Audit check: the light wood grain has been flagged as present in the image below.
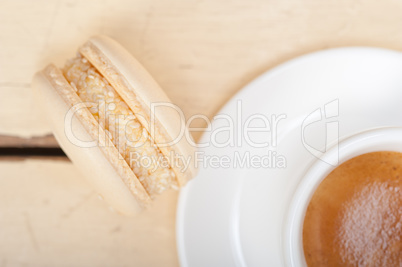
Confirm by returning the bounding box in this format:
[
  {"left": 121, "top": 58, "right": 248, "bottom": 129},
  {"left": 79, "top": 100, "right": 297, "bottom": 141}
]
[
  {"left": 2, "top": 0, "right": 402, "bottom": 141},
  {"left": 2, "top": 0, "right": 402, "bottom": 266},
  {"left": 0, "top": 159, "right": 179, "bottom": 267}
]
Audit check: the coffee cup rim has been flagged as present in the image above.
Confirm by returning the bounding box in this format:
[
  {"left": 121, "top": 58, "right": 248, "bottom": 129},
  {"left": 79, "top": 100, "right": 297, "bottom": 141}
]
[{"left": 283, "top": 126, "right": 402, "bottom": 266}]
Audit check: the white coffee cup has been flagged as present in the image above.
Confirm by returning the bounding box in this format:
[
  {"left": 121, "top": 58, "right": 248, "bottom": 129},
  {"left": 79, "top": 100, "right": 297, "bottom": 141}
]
[{"left": 283, "top": 127, "right": 402, "bottom": 266}]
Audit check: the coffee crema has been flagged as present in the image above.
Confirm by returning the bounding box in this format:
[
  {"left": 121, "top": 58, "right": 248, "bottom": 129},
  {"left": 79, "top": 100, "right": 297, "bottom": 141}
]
[{"left": 303, "top": 151, "right": 402, "bottom": 266}]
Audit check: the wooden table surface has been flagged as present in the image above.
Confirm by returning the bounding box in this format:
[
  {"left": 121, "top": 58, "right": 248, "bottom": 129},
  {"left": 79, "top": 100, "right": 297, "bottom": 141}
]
[{"left": 1, "top": 0, "right": 402, "bottom": 266}]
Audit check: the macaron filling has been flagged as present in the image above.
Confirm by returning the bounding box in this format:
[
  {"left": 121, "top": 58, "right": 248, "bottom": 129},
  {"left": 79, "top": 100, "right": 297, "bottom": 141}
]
[{"left": 63, "top": 54, "right": 178, "bottom": 197}]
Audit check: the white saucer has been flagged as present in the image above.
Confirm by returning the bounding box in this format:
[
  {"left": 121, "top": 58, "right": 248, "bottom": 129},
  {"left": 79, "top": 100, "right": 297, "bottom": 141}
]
[{"left": 176, "top": 47, "right": 402, "bottom": 267}]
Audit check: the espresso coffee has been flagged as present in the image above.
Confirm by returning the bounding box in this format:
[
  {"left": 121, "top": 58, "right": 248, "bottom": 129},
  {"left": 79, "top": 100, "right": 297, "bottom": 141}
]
[{"left": 303, "top": 151, "right": 402, "bottom": 266}]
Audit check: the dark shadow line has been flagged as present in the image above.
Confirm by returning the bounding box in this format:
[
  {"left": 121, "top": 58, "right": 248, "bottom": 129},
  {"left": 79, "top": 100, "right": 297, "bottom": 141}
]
[{"left": 0, "top": 147, "right": 66, "bottom": 157}]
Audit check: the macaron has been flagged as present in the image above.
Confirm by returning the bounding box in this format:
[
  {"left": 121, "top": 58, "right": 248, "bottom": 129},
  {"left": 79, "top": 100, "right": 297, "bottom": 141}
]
[{"left": 32, "top": 35, "right": 196, "bottom": 215}]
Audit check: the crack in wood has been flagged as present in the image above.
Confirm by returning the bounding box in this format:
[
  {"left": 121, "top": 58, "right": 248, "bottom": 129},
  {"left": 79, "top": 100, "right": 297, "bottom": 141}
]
[
  {"left": 0, "top": 147, "right": 66, "bottom": 157},
  {"left": 0, "top": 134, "right": 68, "bottom": 159},
  {"left": 0, "top": 134, "right": 59, "bottom": 148}
]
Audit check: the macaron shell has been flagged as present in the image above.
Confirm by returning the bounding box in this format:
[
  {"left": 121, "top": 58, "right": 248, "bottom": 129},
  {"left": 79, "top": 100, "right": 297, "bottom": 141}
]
[
  {"left": 79, "top": 35, "right": 197, "bottom": 185},
  {"left": 32, "top": 64, "right": 151, "bottom": 216}
]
